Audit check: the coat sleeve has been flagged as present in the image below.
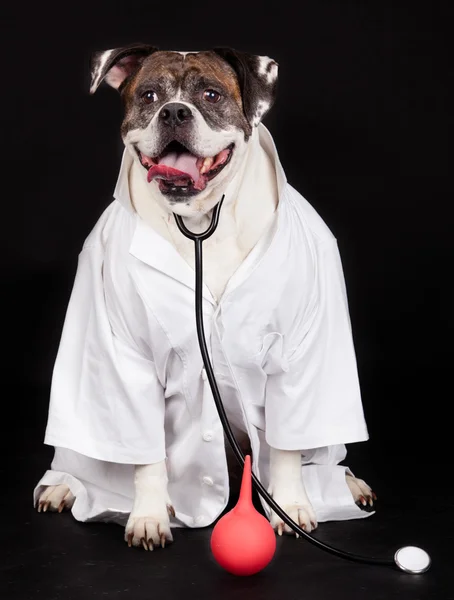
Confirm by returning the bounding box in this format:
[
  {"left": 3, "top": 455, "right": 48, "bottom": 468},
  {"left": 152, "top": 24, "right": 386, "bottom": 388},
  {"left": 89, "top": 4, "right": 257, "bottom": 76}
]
[
  {"left": 264, "top": 238, "right": 369, "bottom": 451},
  {"left": 44, "top": 243, "right": 166, "bottom": 465}
]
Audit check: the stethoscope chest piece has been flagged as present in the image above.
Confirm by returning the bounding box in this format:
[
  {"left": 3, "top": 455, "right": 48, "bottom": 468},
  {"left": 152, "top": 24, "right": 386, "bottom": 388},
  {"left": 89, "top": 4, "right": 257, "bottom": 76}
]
[{"left": 394, "top": 546, "right": 431, "bottom": 573}]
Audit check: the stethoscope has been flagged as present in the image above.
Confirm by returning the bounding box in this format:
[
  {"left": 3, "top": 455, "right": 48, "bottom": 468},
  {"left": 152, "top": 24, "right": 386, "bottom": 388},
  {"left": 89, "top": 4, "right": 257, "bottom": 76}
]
[{"left": 174, "top": 195, "right": 431, "bottom": 574}]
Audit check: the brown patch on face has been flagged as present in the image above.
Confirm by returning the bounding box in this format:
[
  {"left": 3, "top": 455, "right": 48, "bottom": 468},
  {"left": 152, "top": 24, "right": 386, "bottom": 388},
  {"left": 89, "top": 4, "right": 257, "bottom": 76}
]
[
  {"left": 121, "top": 51, "right": 181, "bottom": 108},
  {"left": 183, "top": 52, "right": 243, "bottom": 107}
]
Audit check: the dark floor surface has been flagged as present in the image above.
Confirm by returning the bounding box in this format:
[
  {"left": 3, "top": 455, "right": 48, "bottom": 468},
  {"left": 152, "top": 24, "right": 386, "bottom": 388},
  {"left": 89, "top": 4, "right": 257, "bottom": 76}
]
[{"left": 2, "top": 387, "right": 453, "bottom": 600}]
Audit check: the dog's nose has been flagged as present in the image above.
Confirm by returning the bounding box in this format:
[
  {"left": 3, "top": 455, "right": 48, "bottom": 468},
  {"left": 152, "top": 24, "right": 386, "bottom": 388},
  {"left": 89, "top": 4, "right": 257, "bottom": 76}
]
[{"left": 159, "top": 103, "right": 193, "bottom": 127}]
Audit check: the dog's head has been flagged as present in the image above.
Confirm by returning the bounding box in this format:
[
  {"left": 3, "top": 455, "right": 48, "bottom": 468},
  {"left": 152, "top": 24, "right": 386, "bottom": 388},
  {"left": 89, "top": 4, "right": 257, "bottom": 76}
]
[{"left": 90, "top": 45, "right": 278, "bottom": 214}]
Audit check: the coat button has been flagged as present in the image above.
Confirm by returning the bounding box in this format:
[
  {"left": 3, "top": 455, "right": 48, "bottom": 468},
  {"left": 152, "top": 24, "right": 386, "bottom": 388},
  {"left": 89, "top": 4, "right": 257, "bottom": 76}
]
[
  {"left": 203, "top": 430, "right": 213, "bottom": 442},
  {"left": 202, "top": 476, "right": 214, "bottom": 486},
  {"left": 201, "top": 368, "right": 208, "bottom": 381}
]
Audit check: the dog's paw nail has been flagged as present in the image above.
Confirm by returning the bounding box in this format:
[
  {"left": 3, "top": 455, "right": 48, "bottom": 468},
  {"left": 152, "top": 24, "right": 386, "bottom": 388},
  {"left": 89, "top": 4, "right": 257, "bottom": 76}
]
[
  {"left": 43, "top": 501, "right": 50, "bottom": 513},
  {"left": 167, "top": 505, "right": 176, "bottom": 518},
  {"left": 160, "top": 534, "right": 166, "bottom": 548},
  {"left": 37, "top": 502, "right": 43, "bottom": 513},
  {"left": 310, "top": 521, "right": 316, "bottom": 530},
  {"left": 295, "top": 533, "right": 299, "bottom": 539},
  {"left": 359, "top": 495, "right": 367, "bottom": 506},
  {"left": 147, "top": 539, "right": 155, "bottom": 550},
  {"left": 141, "top": 538, "right": 149, "bottom": 551},
  {"left": 57, "top": 500, "right": 66, "bottom": 513},
  {"left": 127, "top": 533, "right": 133, "bottom": 548},
  {"left": 372, "top": 492, "right": 377, "bottom": 501},
  {"left": 277, "top": 524, "right": 283, "bottom": 536}
]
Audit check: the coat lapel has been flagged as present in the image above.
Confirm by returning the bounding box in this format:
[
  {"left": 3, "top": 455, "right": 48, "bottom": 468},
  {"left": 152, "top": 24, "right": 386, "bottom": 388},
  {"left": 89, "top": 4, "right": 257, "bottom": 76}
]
[{"left": 129, "top": 217, "right": 216, "bottom": 305}]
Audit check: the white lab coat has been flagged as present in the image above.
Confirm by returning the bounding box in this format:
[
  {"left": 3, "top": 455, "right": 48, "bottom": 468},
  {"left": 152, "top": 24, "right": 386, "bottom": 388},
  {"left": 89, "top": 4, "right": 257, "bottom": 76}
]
[{"left": 34, "top": 125, "right": 372, "bottom": 527}]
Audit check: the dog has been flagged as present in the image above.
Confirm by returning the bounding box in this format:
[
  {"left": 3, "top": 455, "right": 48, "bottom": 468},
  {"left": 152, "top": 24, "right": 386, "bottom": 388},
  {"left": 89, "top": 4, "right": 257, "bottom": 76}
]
[{"left": 35, "top": 45, "right": 376, "bottom": 551}]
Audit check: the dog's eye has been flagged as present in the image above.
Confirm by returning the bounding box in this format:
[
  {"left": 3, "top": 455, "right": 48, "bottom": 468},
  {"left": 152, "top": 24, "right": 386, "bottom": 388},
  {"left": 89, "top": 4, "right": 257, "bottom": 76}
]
[
  {"left": 203, "top": 89, "right": 221, "bottom": 103},
  {"left": 142, "top": 91, "right": 158, "bottom": 104}
]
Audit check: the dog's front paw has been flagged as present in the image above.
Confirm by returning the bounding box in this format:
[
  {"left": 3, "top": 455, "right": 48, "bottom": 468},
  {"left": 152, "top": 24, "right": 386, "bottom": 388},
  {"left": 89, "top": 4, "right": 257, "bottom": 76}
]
[
  {"left": 269, "top": 487, "right": 317, "bottom": 536},
  {"left": 125, "top": 504, "right": 175, "bottom": 550},
  {"left": 268, "top": 448, "right": 317, "bottom": 536},
  {"left": 346, "top": 473, "right": 377, "bottom": 511},
  {"left": 36, "top": 484, "right": 75, "bottom": 513}
]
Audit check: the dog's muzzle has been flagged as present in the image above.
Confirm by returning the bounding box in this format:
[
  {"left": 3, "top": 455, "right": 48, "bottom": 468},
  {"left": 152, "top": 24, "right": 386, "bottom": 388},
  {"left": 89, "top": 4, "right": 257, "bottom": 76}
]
[{"left": 137, "top": 137, "right": 235, "bottom": 198}]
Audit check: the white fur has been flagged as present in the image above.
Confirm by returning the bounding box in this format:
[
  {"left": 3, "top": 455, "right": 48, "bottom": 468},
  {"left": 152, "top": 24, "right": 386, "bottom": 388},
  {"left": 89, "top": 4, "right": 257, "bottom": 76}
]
[
  {"left": 125, "top": 461, "right": 173, "bottom": 549},
  {"left": 346, "top": 474, "right": 375, "bottom": 507},
  {"left": 177, "top": 51, "right": 199, "bottom": 58},
  {"left": 268, "top": 448, "right": 317, "bottom": 535},
  {"left": 252, "top": 100, "right": 271, "bottom": 127},
  {"left": 257, "top": 55, "right": 278, "bottom": 84},
  {"left": 37, "top": 484, "right": 74, "bottom": 512},
  {"left": 90, "top": 49, "right": 115, "bottom": 94}
]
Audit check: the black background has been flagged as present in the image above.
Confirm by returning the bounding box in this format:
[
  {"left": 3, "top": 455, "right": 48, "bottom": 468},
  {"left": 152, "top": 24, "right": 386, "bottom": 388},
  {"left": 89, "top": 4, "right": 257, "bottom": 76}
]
[{"left": 2, "top": 1, "right": 453, "bottom": 598}]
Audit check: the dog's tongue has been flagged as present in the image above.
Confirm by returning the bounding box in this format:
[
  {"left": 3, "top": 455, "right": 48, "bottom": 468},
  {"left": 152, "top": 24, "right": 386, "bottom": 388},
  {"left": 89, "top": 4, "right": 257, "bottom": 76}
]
[{"left": 147, "top": 151, "right": 200, "bottom": 184}]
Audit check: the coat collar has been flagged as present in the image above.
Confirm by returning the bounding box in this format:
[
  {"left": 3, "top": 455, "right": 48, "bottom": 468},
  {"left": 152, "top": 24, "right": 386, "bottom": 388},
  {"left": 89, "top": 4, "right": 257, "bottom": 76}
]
[{"left": 113, "top": 125, "right": 288, "bottom": 306}]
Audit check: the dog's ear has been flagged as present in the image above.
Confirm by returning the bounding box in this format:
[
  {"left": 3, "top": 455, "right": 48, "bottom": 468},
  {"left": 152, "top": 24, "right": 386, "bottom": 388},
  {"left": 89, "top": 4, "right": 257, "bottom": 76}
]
[
  {"left": 90, "top": 43, "right": 158, "bottom": 94},
  {"left": 213, "top": 48, "right": 278, "bottom": 127}
]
